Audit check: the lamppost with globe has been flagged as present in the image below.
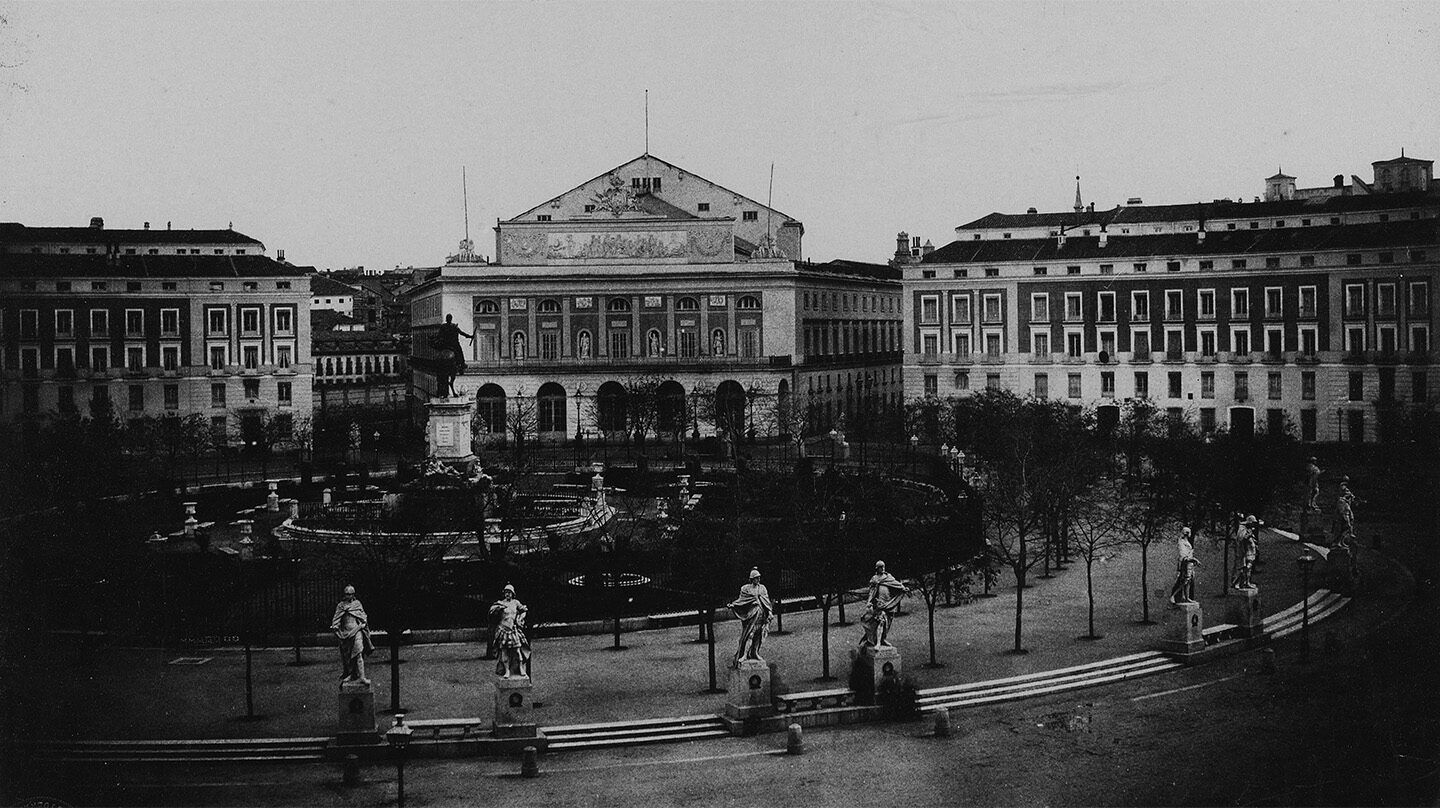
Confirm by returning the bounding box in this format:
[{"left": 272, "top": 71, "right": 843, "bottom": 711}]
[
  {"left": 1296, "top": 552, "right": 1316, "bottom": 663},
  {"left": 386, "top": 714, "right": 413, "bottom": 807}
]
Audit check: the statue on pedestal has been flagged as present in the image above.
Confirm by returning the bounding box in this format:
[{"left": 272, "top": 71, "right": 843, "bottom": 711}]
[
  {"left": 489, "top": 584, "right": 531, "bottom": 678},
  {"left": 331, "top": 585, "right": 374, "bottom": 685},
  {"left": 859, "top": 561, "right": 908, "bottom": 647},
  {"left": 1168, "top": 527, "right": 1199, "bottom": 604},
  {"left": 1335, "top": 476, "right": 1362, "bottom": 548},
  {"left": 728, "top": 568, "right": 774, "bottom": 667},
  {"left": 1231, "top": 515, "right": 1260, "bottom": 590},
  {"left": 1304, "top": 457, "right": 1323, "bottom": 512},
  {"left": 429, "top": 314, "right": 473, "bottom": 398}
]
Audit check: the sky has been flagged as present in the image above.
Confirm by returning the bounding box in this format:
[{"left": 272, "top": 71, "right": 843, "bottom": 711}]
[{"left": 2, "top": 1, "right": 1438, "bottom": 271}]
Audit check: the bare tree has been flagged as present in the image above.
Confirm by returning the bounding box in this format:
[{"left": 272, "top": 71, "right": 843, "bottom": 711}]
[
  {"left": 1069, "top": 482, "right": 1130, "bottom": 639},
  {"left": 506, "top": 390, "right": 538, "bottom": 459}
]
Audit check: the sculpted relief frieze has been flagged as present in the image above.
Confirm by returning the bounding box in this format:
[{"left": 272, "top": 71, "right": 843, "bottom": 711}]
[{"left": 503, "top": 226, "right": 733, "bottom": 262}]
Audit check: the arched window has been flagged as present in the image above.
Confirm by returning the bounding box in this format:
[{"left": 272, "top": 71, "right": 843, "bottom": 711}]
[
  {"left": 737, "top": 295, "right": 760, "bottom": 310},
  {"left": 676, "top": 297, "right": 700, "bottom": 311},
  {"left": 512, "top": 332, "right": 527, "bottom": 360},
  {"left": 475, "top": 299, "right": 500, "bottom": 314},
  {"left": 711, "top": 328, "right": 726, "bottom": 356},
  {"left": 597, "top": 381, "right": 628, "bottom": 433},
  {"left": 537, "top": 299, "right": 561, "bottom": 313},
  {"left": 476, "top": 384, "right": 506, "bottom": 434},
  {"left": 607, "top": 298, "right": 632, "bottom": 312},
  {"left": 537, "top": 382, "right": 567, "bottom": 433}
]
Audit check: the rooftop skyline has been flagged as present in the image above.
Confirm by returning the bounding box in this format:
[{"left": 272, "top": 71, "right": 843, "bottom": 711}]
[{"left": 2, "top": 2, "right": 1437, "bottom": 270}]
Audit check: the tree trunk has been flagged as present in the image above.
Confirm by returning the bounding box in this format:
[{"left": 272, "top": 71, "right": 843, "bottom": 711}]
[
  {"left": 1013, "top": 567, "right": 1025, "bottom": 653},
  {"left": 927, "top": 598, "right": 939, "bottom": 666},
  {"left": 1140, "top": 543, "right": 1152, "bottom": 624},
  {"left": 388, "top": 629, "right": 402, "bottom": 713},
  {"left": 820, "top": 602, "right": 833, "bottom": 680},
  {"left": 1086, "top": 558, "right": 1097, "bottom": 638},
  {"left": 705, "top": 608, "right": 719, "bottom": 692}
]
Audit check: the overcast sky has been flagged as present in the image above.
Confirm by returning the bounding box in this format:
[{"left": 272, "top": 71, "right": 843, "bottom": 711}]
[{"left": 3, "top": 2, "right": 1438, "bottom": 270}]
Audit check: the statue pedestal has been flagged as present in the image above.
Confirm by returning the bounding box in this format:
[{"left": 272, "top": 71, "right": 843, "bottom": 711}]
[
  {"left": 493, "top": 675, "right": 538, "bottom": 738},
  {"left": 1160, "top": 602, "right": 1205, "bottom": 655},
  {"left": 724, "top": 659, "right": 773, "bottom": 720},
  {"left": 1325, "top": 545, "right": 1359, "bottom": 594},
  {"left": 1299, "top": 510, "right": 1328, "bottom": 545},
  {"left": 336, "top": 681, "right": 378, "bottom": 743},
  {"left": 854, "top": 645, "right": 902, "bottom": 702},
  {"left": 425, "top": 398, "right": 476, "bottom": 468},
  {"left": 1225, "top": 587, "right": 1265, "bottom": 638}
]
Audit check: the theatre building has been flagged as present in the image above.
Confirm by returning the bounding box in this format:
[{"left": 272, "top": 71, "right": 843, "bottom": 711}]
[
  {"left": 901, "top": 155, "right": 1439, "bottom": 443},
  {"left": 408, "top": 154, "right": 902, "bottom": 447}
]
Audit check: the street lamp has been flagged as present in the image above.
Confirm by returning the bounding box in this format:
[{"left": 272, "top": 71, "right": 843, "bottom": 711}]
[
  {"left": 909, "top": 434, "right": 919, "bottom": 474},
  {"left": 1296, "top": 553, "right": 1316, "bottom": 663},
  {"left": 386, "top": 714, "right": 413, "bottom": 807}
]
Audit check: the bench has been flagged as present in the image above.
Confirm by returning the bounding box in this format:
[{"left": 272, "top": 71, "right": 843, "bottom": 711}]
[
  {"left": 402, "top": 717, "right": 487, "bottom": 740},
  {"left": 774, "top": 688, "right": 855, "bottom": 714},
  {"left": 1201, "top": 622, "right": 1240, "bottom": 646}
]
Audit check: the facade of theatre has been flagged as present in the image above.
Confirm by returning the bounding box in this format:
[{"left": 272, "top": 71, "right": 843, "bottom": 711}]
[
  {"left": 901, "top": 155, "right": 1439, "bottom": 443},
  {"left": 0, "top": 219, "right": 313, "bottom": 444},
  {"left": 408, "top": 154, "right": 902, "bottom": 445}
]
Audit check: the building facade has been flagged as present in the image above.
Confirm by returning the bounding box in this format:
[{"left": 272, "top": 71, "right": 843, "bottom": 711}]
[
  {"left": 0, "top": 220, "right": 313, "bottom": 445},
  {"left": 902, "top": 156, "right": 1439, "bottom": 443},
  {"left": 408, "top": 155, "right": 901, "bottom": 446}
]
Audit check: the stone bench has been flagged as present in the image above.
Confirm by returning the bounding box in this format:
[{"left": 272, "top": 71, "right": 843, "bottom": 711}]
[
  {"left": 1201, "top": 622, "right": 1240, "bottom": 646},
  {"left": 403, "top": 717, "right": 487, "bottom": 740},
  {"left": 774, "top": 688, "right": 855, "bottom": 714}
]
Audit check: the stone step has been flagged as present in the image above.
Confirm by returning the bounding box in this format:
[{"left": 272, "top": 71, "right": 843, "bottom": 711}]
[
  {"left": 545, "top": 714, "right": 730, "bottom": 751},
  {"left": 1267, "top": 597, "right": 1350, "bottom": 639},
  {"left": 918, "top": 656, "right": 1181, "bottom": 710},
  {"left": 544, "top": 714, "right": 720, "bottom": 735},
  {"left": 548, "top": 727, "right": 731, "bottom": 751},
  {"left": 917, "top": 650, "right": 1167, "bottom": 698}
]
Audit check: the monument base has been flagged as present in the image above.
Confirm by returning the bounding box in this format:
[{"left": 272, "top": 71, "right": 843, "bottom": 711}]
[
  {"left": 724, "top": 659, "right": 773, "bottom": 721},
  {"left": 337, "top": 681, "right": 379, "bottom": 743},
  {"left": 425, "top": 397, "right": 477, "bottom": 466},
  {"left": 1225, "top": 587, "right": 1265, "bottom": 638},
  {"left": 853, "top": 644, "right": 902, "bottom": 702},
  {"left": 1160, "top": 601, "right": 1205, "bottom": 655},
  {"left": 493, "top": 675, "right": 538, "bottom": 738}
]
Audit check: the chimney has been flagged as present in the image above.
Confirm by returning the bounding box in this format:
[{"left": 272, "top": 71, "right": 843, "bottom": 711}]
[
  {"left": 921, "top": 240, "right": 935, "bottom": 257},
  {"left": 143, "top": 221, "right": 150, "bottom": 230},
  {"left": 895, "top": 231, "right": 910, "bottom": 262},
  {"left": 1057, "top": 227, "right": 1067, "bottom": 249},
  {"left": 1088, "top": 202, "right": 1095, "bottom": 213},
  {"left": 1026, "top": 207, "right": 1038, "bottom": 214},
  {"left": 1334, "top": 174, "right": 1344, "bottom": 189},
  {"left": 1098, "top": 229, "right": 1108, "bottom": 247},
  {"left": 1126, "top": 197, "right": 1143, "bottom": 205},
  {"left": 278, "top": 249, "right": 286, "bottom": 262},
  {"left": 89, "top": 217, "right": 104, "bottom": 229},
  {"left": 912, "top": 235, "right": 920, "bottom": 250},
  {"left": 1197, "top": 228, "right": 1207, "bottom": 243},
  {"left": 166, "top": 221, "right": 172, "bottom": 230}
]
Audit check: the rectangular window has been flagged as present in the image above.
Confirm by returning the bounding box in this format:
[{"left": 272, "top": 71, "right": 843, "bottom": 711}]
[
  {"left": 1130, "top": 291, "right": 1149, "bottom": 321},
  {"left": 1410, "top": 282, "right": 1431, "bottom": 317},
  {"left": 1165, "top": 329, "right": 1183, "bottom": 360},
  {"left": 1379, "top": 325, "right": 1397, "bottom": 355},
  {"left": 1066, "top": 332, "right": 1083, "bottom": 358},
  {"left": 1266, "top": 256, "right": 1281, "bottom": 269},
  {"left": 55, "top": 309, "right": 74, "bottom": 337},
  {"left": 609, "top": 330, "right": 630, "bottom": 358},
  {"left": 20, "top": 347, "right": 39, "bottom": 377},
  {"left": 1232, "top": 259, "right": 1248, "bottom": 270},
  {"left": 986, "top": 373, "right": 1001, "bottom": 390},
  {"left": 1198, "top": 260, "right": 1214, "bottom": 271},
  {"left": 209, "top": 345, "right": 226, "bottom": 370},
  {"left": 1034, "top": 373, "right": 1049, "bottom": 398},
  {"left": 1099, "top": 264, "right": 1114, "bottom": 275},
  {"left": 243, "top": 379, "right": 260, "bottom": 400},
  {"left": 1166, "top": 261, "right": 1181, "bottom": 272},
  {"left": 242, "top": 345, "right": 260, "bottom": 369},
  {"left": 1098, "top": 292, "right": 1116, "bottom": 323},
  {"left": 984, "top": 332, "right": 1002, "bottom": 358},
  {"left": 740, "top": 329, "right": 759, "bottom": 358},
  {"left": 1068, "top": 373, "right": 1082, "bottom": 398},
  {"left": 540, "top": 331, "right": 560, "bottom": 360},
  {"left": 1266, "top": 408, "right": 1286, "bottom": 436},
  {"left": 1033, "top": 266, "right": 1048, "bottom": 276},
  {"left": 240, "top": 307, "right": 260, "bottom": 335},
  {"left": 276, "top": 344, "right": 292, "bottom": 368},
  {"left": 161, "top": 345, "right": 179, "bottom": 371},
  {"left": 1201, "top": 371, "right": 1215, "bottom": 399},
  {"left": 1168, "top": 371, "right": 1182, "bottom": 399},
  {"left": 1067, "top": 265, "right": 1081, "bottom": 276},
  {"left": 1377, "top": 283, "right": 1397, "bottom": 318},
  {"left": 163, "top": 384, "right": 179, "bottom": 410},
  {"left": 1268, "top": 372, "right": 1282, "bottom": 400},
  {"left": 923, "top": 375, "right": 938, "bottom": 396},
  {"left": 1200, "top": 329, "right": 1217, "bottom": 357},
  {"left": 1379, "top": 367, "right": 1396, "bottom": 401},
  {"left": 951, "top": 294, "right": 972, "bottom": 324},
  {"left": 1414, "top": 372, "right": 1429, "bottom": 404},
  {"left": 1265, "top": 327, "right": 1283, "bottom": 359},
  {"left": 126, "top": 346, "right": 145, "bottom": 371},
  {"left": 210, "top": 415, "right": 227, "bottom": 442},
  {"left": 954, "top": 371, "right": 969, "bottom": 390},
  {"left": 55, "top": 345, "right": 75, "bottom": 375},
  {"left": 211, "top": 383, "right": 226, "bottom": 408},
  {"left": 1302, "top": 371, "right": 1316, "bottom": 400},
  {"left": 1200, "top": 408, "right": 1216, "bottom": 433},
  {"left": 207, "top": 308, "right": 228, "bottom": 335},
  {"left": 1232, "top": 289, "right": 1250, "bottom": 318},
  {"left": 125, "top": 309, "right": 144, "bottom": 337},
  {"left": 273, "top": 307, "right": 294, "bottom": 335},
  {"left": 1065, "top": 293, "right": 1083, "bottom": 322},
  {"left": 1134, "top": 372, "right": 1149, "bottom": 399},
  {"left": 921, "top": 333, "right": 940, "bottom": 356},
  {"left": 984, "top": 267, "right": 999, "bottom": 277},
  {"left": 1346, "top": 326, "right": 1365, "bottom": 354},
  {"left": 1133, "top": 262, "right": 1148, "bottom": 273},
  {"left": 1348, "top": 371, "right": 1364, "bottom": 401},
  {"left": 1413, "top": 326, "right": 1431, "bottom": 354},
  {"left": 952, "top": 331, "right": 971, "bottom": 357},
  {"left": 20, "top": 309, "right": 38, "bottom": 339},
  {"left": 1301, "top": 409, "right": 1317, "bottom": 442},
  {"left": 90, "top": 309, "right": 109, "bottom": 337},
  {"left": 1198, "top": 289, "right": 1216, "bottom": 319},
  {"left": 1232, "top": 328, "right": 1251, "bottom": 357},
  {"left": 1300, "top": 255, "right": 1316, "bottom": 267},
  {"left": 90, "top": 346, "right": 110, "bottom": 372},
  {"left": 1032, "top": 331, "right": 1050, "bottom": 358},
  {"left": 919, "top": 295, "right": 940, "bottom": 325},
  {"left": 1100, "top": 371, "right": 1115, "bottom": 398},
  {"left": 1165, "top": 290, "right": 1183, "bottom": 320},
  {"left": 128, "top": 384, "right": 145, "bottom": 412},
  {"left": 742, "top": 210, "right": 758, "bottom": 221},
  {"left": 982, "top": 294, "right": 1002, "bottom": 323},
  {"left": 1345, "top": 284, "right": 1365, "bottom": 317},
  {"left": 1030, "top": 293, "right": 1049, "bottom": 322},
  {"left": 1132, "top": 329, "right": 1151, "bottom": 360},
  {"left": 678, "top": 330, "right": 697, "bottom": 358},
  {"left": 1299, "top": 286, "right": 1317, "bottom": 318},
  {"left": 1235, "top": 372, "right": 1250, "bottom": 402},
  {"left": 158, "top": 308, "right": 179, "bottom": 336},
  {"left": 1264, "top": 287, "right": 1282, "bottom": 318},
  {"left": 1299, "top": 326, "right": 1318, "bottom": 357}
]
